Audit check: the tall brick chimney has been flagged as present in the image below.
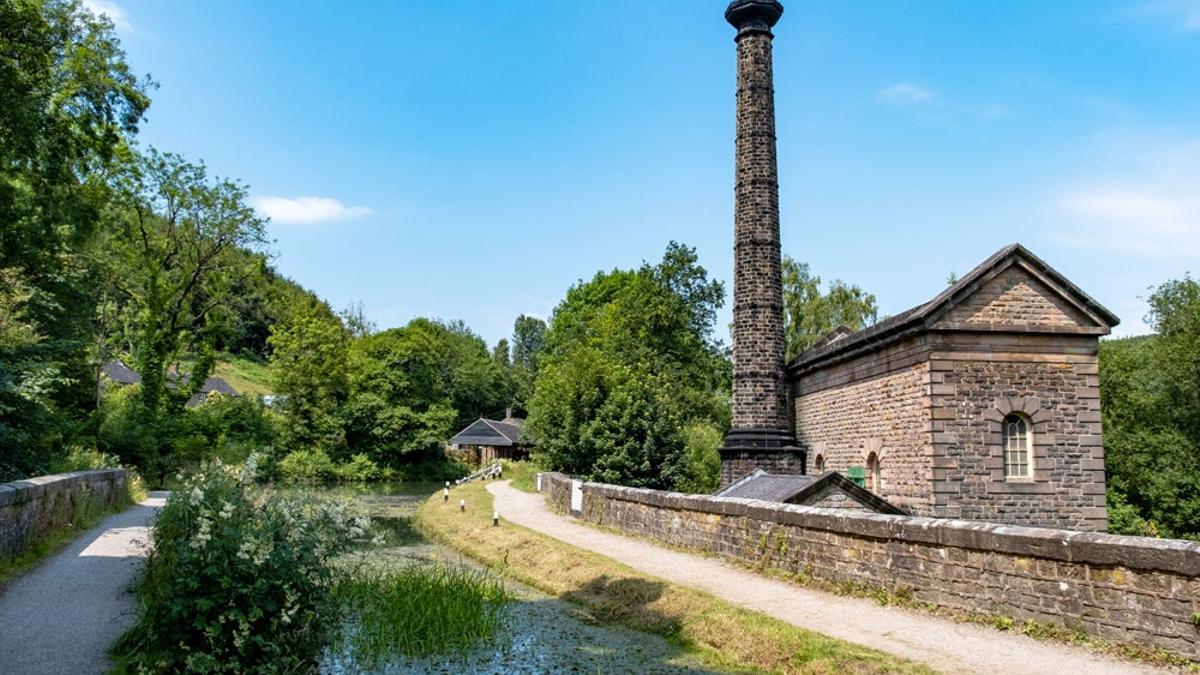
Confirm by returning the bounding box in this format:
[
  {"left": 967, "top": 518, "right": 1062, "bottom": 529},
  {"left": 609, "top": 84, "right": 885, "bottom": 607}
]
[{"left": 719, "top": 0, "right": 806, "bottom": 488}]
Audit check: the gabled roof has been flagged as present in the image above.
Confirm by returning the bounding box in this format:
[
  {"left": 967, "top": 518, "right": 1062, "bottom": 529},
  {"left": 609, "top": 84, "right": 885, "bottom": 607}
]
[
  {"left": 717, "top": 469, "right": 815, "bottom": 501},
  {"left": 717, "top": 469, "right": 907, "bottom": 515},
  {"left": 787, "top": 243, "right": 1121, "bottom": 373},
  {"left": 449, "top": 417, "right": 528, "bottom": 447},
  {"left": 101, "top": 361, "right": 142, "bottom": 385},
  {"left": 185, "top": 376, "right": 239, "bottom": 408}
]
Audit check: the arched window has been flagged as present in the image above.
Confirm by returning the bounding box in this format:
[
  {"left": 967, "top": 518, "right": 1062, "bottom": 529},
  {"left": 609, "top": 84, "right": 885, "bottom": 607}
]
[
  {"left": 1003, "top": 413, "right": 1032, "bottom": 479},
  {"left": 814, "top": 454, "right": 825, "bottom": 472},
  {"left": 866, "top": 451, "right": 881, "bottom": 492}
]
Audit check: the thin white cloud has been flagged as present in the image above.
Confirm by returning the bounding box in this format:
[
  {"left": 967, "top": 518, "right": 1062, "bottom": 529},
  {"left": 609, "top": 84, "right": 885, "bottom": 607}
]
[
  {"left": 877, "top": 83, "right": 933, "bottom": 106},
  {"left": 1056, "top": 136, "right": 1200, "bottom": 258},
  {"left": 251, "top": 196, "right": 373, "bottom": 225},
  {"left": 81, "top": 0, "right": 132, "bottom": 32},
  {"left": 1133, "top": 1, "right": 1200, "bottom": 32}
]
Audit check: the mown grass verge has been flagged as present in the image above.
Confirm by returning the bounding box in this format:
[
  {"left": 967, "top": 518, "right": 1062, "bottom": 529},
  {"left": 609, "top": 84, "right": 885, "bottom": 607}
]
[{"left": 417, "top": 479, "right": 930, "bottom": 675}]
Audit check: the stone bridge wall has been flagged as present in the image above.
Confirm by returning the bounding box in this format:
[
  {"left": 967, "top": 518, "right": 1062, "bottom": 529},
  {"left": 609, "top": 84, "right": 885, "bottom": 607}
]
[
  {"left": 0, "top": 469, "right": 128, "bottom": 558},
  {"left": 540, "top": 472, "right": 1200, "bottom": 657}
]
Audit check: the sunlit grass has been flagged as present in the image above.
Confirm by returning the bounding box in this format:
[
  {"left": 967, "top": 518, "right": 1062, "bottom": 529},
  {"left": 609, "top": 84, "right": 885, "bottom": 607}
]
[{"left": 418, "top": 480, "right": 930, "bottom": 675}]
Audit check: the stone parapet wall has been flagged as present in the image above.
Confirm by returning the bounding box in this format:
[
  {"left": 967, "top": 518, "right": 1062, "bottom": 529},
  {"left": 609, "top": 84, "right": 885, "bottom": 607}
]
[
  {"left": 0, "top": 469, "right": 128, "bottom": 558},
  {"left": 539, "top": 472, "right": 1200, "bottom": 657}
]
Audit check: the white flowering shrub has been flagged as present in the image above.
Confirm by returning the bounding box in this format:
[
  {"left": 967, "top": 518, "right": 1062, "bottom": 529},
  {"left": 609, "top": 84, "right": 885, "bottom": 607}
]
[{"left": 114, "top": 462, "right": 372, "bottom": 673}]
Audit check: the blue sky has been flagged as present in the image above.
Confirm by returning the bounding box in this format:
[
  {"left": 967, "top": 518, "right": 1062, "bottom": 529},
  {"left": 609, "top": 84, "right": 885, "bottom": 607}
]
[{"left": 86, "top": 0, "right": 1200, "bottom": 344}]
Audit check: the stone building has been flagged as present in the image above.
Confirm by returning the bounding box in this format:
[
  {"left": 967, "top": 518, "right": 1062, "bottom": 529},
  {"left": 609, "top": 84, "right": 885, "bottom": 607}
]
[
  {"left": 715, "top": 1, "right": 1120, "bottom": 532},
  {"left": 789, "top": 244, "right": 1118, "bottom": 531}
]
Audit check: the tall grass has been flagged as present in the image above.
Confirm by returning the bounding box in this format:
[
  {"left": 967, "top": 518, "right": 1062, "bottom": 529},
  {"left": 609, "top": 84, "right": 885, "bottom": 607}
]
[{"left": 333, "top": 562, "right": 509, "bottom": 667}]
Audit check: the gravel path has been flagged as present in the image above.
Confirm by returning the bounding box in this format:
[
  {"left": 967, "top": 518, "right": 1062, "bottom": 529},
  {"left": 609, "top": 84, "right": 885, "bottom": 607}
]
[
  {"left": 0, "top": 492, "right": 166, "bottom": 675},
  {"left": 488, "top": 481, "right": 1162, "bottom": 675}
]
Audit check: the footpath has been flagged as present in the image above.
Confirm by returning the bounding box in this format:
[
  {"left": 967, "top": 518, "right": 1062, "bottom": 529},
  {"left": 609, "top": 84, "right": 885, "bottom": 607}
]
[
  {"left": 0, "top": 492, "right": 166, "bottom": 675},
  {"left": 488, "top": 481, "right": 1162, "bottom": 675}
]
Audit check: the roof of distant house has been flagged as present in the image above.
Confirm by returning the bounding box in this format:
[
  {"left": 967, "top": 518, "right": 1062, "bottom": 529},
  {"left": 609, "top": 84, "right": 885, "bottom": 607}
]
[
  {"left": 101, "top": 360, "right": 142, "bottom": 385},
  {"left": 449, "top": 414, "right": 529, "bottom": 447}
]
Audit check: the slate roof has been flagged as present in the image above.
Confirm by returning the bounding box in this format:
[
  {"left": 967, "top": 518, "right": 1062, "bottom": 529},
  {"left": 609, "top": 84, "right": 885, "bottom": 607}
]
[
  {"left": 449, "top": 417, "right": 529, "bottom": 447},
  {"left": 100, "top": 360, "right": 238, "bottom": 407},
  {"left": 787, "top": 243, "right": 1121, "bottom": 374},
  {"left": 717, "top": 470, "right": 815, "bottom": 501},
  {"left": 185, "top": 376, "right": 239, "bottom": 408},
  {"left": 716, "top": 469, "right": 907, "bottom": 515},
  {"left": 101, "top": 360, "right": 142, "bottom": 385}
]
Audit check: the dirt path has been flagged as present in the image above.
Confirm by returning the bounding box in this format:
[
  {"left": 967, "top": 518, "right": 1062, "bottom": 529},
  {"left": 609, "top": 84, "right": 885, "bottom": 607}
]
[
  {"left": 488, "top": 481, "right": 1161, "bottom": 675},
  {"left": 0, "top": 492, "right": 165, "bottom": 675}
]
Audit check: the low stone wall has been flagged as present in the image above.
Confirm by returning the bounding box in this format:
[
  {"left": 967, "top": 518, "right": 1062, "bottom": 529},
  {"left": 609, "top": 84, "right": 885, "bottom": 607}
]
[
  {"left": 0, "top": 469, "right": 128, "bottom": 558},
  {"left": 540, "top": 472, "right": 1200, "bottom": 658}
]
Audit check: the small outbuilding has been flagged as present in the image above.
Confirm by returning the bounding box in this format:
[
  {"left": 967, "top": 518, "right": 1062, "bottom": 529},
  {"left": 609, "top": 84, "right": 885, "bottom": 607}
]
[{"left": 448, "top": 410, "right": 532, "bottom": 464}]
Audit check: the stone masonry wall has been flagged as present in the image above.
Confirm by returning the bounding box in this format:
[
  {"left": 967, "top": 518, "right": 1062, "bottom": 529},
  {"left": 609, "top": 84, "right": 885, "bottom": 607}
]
[
  {"left": 795, "top": 359, "right": 932, "bottom": 514},
  {"left": 0, "top": 469, "right": 128, "bottom": 558},
  {"left": 930, "top": 351, "right": 1106, "bottom": 531},
  {"left": 939, "top": 265, "right": 1096, "bottom": 330},
  {"left": 540, "top": 472, "right": 1200, "bottom": 658}
]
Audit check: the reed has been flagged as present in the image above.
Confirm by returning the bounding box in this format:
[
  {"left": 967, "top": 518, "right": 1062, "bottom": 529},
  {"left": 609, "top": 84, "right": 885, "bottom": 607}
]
[{"left": 333, "top": 561, "right": 509, "bottom": 666}]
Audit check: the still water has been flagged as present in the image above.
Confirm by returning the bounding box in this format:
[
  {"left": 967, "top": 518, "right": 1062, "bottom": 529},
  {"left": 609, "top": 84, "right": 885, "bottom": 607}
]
[{"left": 313, "top": 482, "right": 713, "bottom": 674}]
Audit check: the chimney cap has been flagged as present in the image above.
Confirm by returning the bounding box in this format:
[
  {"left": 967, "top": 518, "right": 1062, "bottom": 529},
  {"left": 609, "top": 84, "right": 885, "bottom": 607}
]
[{"left": 725, "top": 0, "right": 784, "bottom": 37}]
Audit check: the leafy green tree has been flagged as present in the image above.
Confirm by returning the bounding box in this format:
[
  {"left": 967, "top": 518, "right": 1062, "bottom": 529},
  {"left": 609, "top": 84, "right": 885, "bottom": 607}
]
[
  {"left": 781, "top": 256, "right": 878, "bottom": 361},
  {"left": 1101, "top": 277, "right": 1200, "bottom": 538},
  {"left": 510, "top": 314, "right": 547, "bottom": 413},
  {"left": 268, "top": 296, "right": 350, "bottom": 453},
  {"left": 528, "top": 242, "right": 728, "bottom": 490},
  {"left": 102, "top": 149, "right": 269, "bottom": 418},
  {"left": 0, "top": 0, "right": 150, "bottom": 478}
]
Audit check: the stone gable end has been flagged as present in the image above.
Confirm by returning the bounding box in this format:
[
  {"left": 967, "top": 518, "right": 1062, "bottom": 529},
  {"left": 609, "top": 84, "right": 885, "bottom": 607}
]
[{"left": 936, "top": 265, "right": 1098, "bottom": 331}]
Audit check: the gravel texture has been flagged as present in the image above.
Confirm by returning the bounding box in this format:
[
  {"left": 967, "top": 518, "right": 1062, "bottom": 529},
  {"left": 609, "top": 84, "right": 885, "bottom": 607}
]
[{"left": 0, "top": 492, "right": 165, "bottom": 675}]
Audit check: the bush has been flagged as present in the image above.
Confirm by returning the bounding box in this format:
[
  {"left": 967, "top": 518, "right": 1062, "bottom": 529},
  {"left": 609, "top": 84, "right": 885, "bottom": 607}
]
[
  {"left": 676, "top": 422, "right": 722, "bottom": 494},
  {"left": 335, "top": 453, "right": 382, "bottom": 482},
  {"left": 278, "top": 448, "right": 338, "bottom": 484},
  {"left": 114, "top": 464, "right": 373, "bottom": 673}
]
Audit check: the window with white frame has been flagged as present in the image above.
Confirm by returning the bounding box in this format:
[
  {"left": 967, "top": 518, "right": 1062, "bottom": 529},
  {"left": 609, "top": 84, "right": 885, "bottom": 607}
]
[{"left": 1003, "top": 413, "right": 1032, "bottom": 478}]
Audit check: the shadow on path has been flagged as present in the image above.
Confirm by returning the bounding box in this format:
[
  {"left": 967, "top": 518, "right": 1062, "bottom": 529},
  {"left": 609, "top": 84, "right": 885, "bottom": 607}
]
[{"left": 0, "top": 492, "right": 165, "bottom": 675}]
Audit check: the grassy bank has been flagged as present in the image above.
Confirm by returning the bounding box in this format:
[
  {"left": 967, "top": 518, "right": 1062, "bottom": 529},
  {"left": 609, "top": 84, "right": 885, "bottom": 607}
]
[{"left": 417, "top": 478, "right": 928, "bottom": 675}]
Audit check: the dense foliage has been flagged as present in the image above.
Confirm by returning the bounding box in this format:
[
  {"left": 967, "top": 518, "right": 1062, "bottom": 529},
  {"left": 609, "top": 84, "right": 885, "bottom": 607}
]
[
  {"left": 781, "top": 256, "right": 879, "bottom": 361},
  {"left": 1101, "top": 278, "right": 1200, "bottom": 539},
  {"left": 114, "top": 463, "right": 373, "bottom": 672},
  {"left": 528, "top": 243, "right": 730, "bottom": 490}
]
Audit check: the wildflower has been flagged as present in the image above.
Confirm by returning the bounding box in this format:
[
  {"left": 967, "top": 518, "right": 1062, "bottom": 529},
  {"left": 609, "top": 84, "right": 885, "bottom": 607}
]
[
  {"left": 218, "top": 501, "right": 234, "bottom": 520},
  {"left": 192, "top": 517, "right": 213, "bottom": 550},
  {"left": 189, "top": 486, "right": 204, "bottom": 507},
  {"left": 371, "top": 534, "right": 386, "bottom": 547}
]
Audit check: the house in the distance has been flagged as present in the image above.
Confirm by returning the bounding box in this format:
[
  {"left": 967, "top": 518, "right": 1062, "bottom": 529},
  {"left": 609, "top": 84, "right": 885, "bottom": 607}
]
[
  {"left": 98, "top": 360, "right": 239, "bottom": 409},
  {"left": 449, "top": 410, "right": 532, "bottom": 465}
]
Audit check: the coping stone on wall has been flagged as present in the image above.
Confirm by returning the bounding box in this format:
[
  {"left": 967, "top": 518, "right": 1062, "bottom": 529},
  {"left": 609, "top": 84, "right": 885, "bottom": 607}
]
[{"left": 575, "top": 478, "right": 1200, "bottom": 577}]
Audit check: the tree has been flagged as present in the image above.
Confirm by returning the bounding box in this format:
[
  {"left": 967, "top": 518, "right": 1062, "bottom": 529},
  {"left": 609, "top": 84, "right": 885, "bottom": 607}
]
[
  {"left": 528, "top": 242, "right": 728, "bottom": 490},
  {"left": 343, "top": 318, "right": 507, "bottom": 469},
  {"left": 268, "top": 296, "right": 349, "bottom": 453},
  {"left": 781, "top": 256, "right": 878, "bottom": 361},
  {"left": 0, "top": 0, "right": 150, "bottom": 479},
  {"left": 1101, "top": 277, "right": 1200, "bottom": 538},
  {"left": 510, "top": 315, "right": 547, "bottom": 413},
  {"left": 102, "top": 149, "right": 268, "bottom": 417}
]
